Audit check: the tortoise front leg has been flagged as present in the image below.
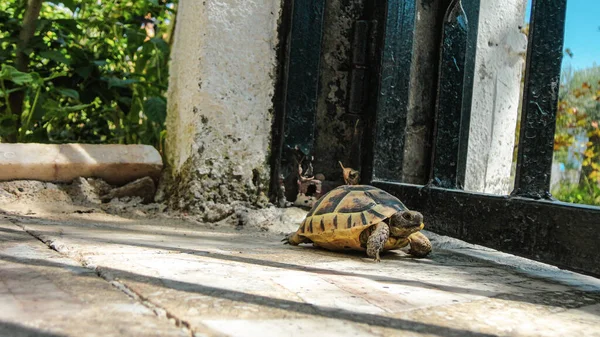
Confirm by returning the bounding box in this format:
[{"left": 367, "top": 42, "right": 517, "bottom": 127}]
[
  {"left": 366, "top": 223, "right": 390, "bottom": 262},
  {"left": 407, "top": 232, "right": 432, "bottom": 257}
]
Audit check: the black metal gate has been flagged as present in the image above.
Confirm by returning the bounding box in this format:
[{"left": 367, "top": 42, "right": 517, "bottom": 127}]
[{"left": 272, "top": 0, "right": 600, "bottom": 276}]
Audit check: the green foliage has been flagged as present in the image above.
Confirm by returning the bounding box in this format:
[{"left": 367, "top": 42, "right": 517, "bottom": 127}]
[
  {"left": 553, "top": 66, "right": 600, "bottom": 205},
  {"left": 552, "top": 182, "right": 600, "bottom": 206},
  {"left": 0, "top": 0, "right": 176, "bottom": 153}
]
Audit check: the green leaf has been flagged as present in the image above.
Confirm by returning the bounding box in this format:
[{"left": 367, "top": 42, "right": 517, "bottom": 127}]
[
  {"left": 0, "top": 65, "right": 34, "bottom": 85},
  {"left": 126, "top": 28, "right": 146, "bottom": 51},
  {"left": 42, "top": 99, "right": 61, "bottom": 117},
  {"left": 135, "top": 51, "right": 152, "bottom": 74},
  {"left": 106, "top": 77, "right": 139, "bottom": 89},
  {"left": 143, "top": 96, "right": 166, "bottom": 125},
  {"left": 117, "top": 96, "right": 132, "bottom": 105},
  {"left": 57, "top": 88, "right": 80, "bottom": 101},
  {"left": 30, "top": 72, "right": 44, "bottom": 86},
  {"left": 60, "top": 104, "right": 93, "bottom": 112},
  {"left": 39, "top": 51, "right": 72, "bottom": 65},
  {"left": 0, "top": 87, "right": 25, "bottom": 97},
  {"left": 30, "top": 92, "right": 48, "bottom": 121},
  {"left": 150, "top": 37, "right": 170, "bottom": 55},
  {"left": 43, "top": 100, "right": 91, "bottom": 115},
  {"left": 36, "top": 19, "right": 51, "bottom": 33},
  {"left": 59, "top": 0, "right": 78, "bottom": 12},
  {"left": 0, "top": 114, "right": 18, "bottom": 138},
  {"left": 43, "top": 72, "right": 67, "bottom": 82},
  {"left": 75, "top": 66, "right": 93, "bottom": 79}
]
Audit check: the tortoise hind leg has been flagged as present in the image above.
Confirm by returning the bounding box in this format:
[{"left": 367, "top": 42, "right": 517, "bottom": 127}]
[
  {"left": 282, "top": 232, "right": 311, "bottom": 245},
  {"left": 407, "top": 232, "right": 432, "bottom": 257},
  {"left": 366, "top": 223, "right": 390, "bottom": 262}
]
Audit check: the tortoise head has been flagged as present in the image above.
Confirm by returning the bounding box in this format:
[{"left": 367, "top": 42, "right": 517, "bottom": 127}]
[{"left": 388, "top": 210, "right": 424, "bottom": 238}]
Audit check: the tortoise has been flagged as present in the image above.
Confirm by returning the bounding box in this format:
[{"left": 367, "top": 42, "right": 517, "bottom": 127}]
[{"left": 284, "top": 185, "right": 432, "bottom": 261}]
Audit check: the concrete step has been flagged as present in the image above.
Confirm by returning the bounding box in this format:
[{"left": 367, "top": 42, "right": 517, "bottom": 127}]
[{"left": 0, "top": 143, "right": 162, "bottom": 185}]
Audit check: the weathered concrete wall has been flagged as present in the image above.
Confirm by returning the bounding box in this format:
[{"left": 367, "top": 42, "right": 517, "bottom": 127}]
[
  {"left": 464, "top": 0, "right": 527, "bottom": 194},
  {"left": 164, "top": 0, "right": 281, "bottom": 220}
]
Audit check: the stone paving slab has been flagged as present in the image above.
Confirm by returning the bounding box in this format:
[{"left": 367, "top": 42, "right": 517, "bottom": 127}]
[
  {"left": 2, "top": 209, "right": 600, "bottom": 337},
  {"left": 0, "top": 221, "right": 189, "bottom": 337}
]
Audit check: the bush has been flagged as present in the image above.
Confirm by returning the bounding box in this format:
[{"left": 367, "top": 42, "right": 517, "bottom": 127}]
[
  {"left": 553, "top": 66, "right": 600, "bottom": 205},
  {"left": 552, "top": 182, "right": 600, "bottom": 206},
  {"left": 0, "top": 0, "right": 177, "bottom": 154}
]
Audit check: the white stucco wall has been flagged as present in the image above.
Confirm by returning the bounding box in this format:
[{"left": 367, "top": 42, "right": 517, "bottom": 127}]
[
  {"left": 464, "top": 0, "right": 528, "bottom": 195},
  {"left": 165, "top": 0, "right": 281, "bottom": 219}
]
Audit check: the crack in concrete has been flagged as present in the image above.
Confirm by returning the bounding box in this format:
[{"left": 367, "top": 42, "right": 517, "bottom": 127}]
[
  {"left": 93, "top": 266, "right": 214, "bottom": 337},
  {"left": 9, "top": 220, "right": 213, "bottom": 337}
]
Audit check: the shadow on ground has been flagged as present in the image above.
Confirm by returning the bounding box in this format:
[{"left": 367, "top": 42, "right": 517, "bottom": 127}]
[{"left": 0, "top": 321, "right": 68, "bottom": 337}]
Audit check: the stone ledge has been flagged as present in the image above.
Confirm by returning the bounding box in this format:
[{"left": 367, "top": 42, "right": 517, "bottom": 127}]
[{"left": 0, "top": 143, "right": 162, "bottom": 185}]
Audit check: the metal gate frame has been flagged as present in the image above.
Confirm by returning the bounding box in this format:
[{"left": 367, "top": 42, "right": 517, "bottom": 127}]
[{"left": 273, "top": 0, "right": 600, "bottom": 277}]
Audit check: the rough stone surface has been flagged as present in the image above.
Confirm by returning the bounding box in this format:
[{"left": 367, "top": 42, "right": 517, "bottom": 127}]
[
  {"left": 86, "top": 178, "right": 113, "bottom": 195},
  {"left": 69, "top": 177, "right": 103, "bottom": 204},
  {"left": 0, "top": 180, "right": 71, "bottom": 204},
  {"left": 165, "top": 0, "right": 281, "bottom": 219},
  {"left": 101, "top": 177, "right": 156, "bottom": 204},
  {"left": 233, "top": 205, "right": 306, "bottom": 233},
  {"left": 0, "top": 143, "right": 163, "bottom": 185},
  {"left": 0, "top": 179, "right": 168, "bottom": 217},
  {"left": 2, "top": 202, "right": 600, "bottom": 337},
  {"left": 464, "top": 0, "right": 528, "bottom": 194}
]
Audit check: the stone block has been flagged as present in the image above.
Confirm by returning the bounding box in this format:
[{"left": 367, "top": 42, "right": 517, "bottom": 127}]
[
  {"left": 0, "top": 143, "right": 162, "bottom": 185},
  {"left": 101, "top": 177, "right": 156, "bottom": 204}
]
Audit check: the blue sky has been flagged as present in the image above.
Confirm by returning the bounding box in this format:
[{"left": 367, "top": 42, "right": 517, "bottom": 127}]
[{"left": 526, "top": 0, "right": 600, "bottom": 70}]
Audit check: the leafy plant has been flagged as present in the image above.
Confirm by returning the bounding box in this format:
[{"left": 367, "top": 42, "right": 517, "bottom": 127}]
[
  {"left": 0, "top": 0, "right": 176, "bottom": 154},
  {"left": 552, "top": 182, "right": 600, "bottom": 206},
  {"left": 553, "top": 67, "right": 600, "bottom": 205}
]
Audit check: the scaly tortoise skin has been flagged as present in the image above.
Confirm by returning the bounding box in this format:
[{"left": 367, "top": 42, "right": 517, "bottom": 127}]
[{"left": 284, "top": 185, "right": 432, "bottom": 261}]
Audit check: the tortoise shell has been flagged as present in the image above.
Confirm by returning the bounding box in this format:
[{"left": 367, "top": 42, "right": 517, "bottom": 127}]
[{"left": 295, "top": 185, "right": 408, "bottom": 251}]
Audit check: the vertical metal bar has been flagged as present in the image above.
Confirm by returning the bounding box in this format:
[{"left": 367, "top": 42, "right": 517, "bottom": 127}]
[
  {"left": 366, "top": 0, "right": 416, "bottom": 182},
  {"left": 512, "top": 0, "right": 567, "bottom": 199},
  {"left": 430, "top": 0, "right": 480, "bottom": 189},
  {"left": 358, "top": 14, "right": 380, "bottom": 184},
  {"left": 347, "top": 21, "right": 370, "bottom": 116},
  {"left": 269, "top": 0, "right": 294, "bottom": 201},
  {"left": 282, "top": 0, "right": 326, "bottom": 156}
]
